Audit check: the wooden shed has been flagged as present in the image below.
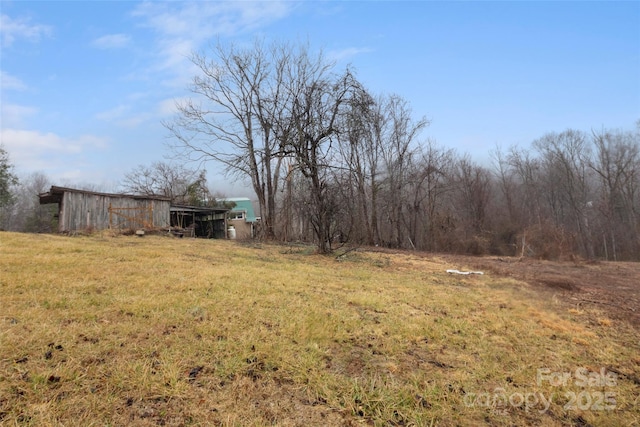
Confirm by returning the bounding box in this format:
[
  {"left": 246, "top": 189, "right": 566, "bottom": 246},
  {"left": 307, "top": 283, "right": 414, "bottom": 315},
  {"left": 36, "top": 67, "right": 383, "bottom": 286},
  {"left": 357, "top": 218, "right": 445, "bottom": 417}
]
[{"left": 39, "top": 186, "right": 171, "bottom": 233}]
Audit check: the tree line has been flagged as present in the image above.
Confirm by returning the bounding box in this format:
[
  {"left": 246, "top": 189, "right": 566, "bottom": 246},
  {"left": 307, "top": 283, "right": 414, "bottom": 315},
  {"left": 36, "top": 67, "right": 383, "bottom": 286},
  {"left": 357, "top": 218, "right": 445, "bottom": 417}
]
[
  {"left": 270, "top": 123, "right": 640, "bottom": 260},
  {"left": 0, "top": 148, "right": 57, "bottom": 234},
  {"left": 165, "top": 40, "right": 640, "bottom": 259},
  {"left": 1, "top": 39, "right": 638, "bottom": 260}
]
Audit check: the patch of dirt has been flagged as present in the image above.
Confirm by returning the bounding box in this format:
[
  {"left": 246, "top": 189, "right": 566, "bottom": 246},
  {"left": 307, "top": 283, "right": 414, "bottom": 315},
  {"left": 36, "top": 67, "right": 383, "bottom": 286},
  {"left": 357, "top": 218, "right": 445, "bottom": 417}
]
[
  {"left": 446, "top": 255, "right": 640, "bottom": 328},
  {"left": 364, "top": 246, "right": 640, "bottom": 328},
  {"left": 118, "top": 376, "right": 353, "bottom": 427}
]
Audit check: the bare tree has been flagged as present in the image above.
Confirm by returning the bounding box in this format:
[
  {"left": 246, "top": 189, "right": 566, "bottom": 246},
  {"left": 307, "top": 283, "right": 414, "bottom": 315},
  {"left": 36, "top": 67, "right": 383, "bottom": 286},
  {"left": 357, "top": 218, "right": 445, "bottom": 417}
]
[
  {"left": 491, "top": 145, "right": 518, "bottom": 226},
  {"left": 163, "top": 39, "right": 640, "bottom": 260},
  {"left": 414, "top": 140, "right": 455, "bottom": 251},
  {"left": 1, "top": 172, "right": 56, "bottom": 232},
  {"left": 452, "top": 157, "right": 492, "bottom": 247},
  {"left": 335, "top": 87, "right": 379, "bottom": 245},
  {"left": 121, "top": 161, "right": 205, "bottom": 204},
  {"left": 166, "top": 40, "right": 292, "bottom": 239},
  {"left": 533, "top": 130, "right": 595, "bottom": 258},
  {"left": 378, "top": 95, "right": 429, "bottom": 247},
  {"left": 335, "top": 92, "right": 401, "bottom": 247},
  {"left": 285, "top": 50, "right": 362, "bottom": 253},
  {"left": 589, "top": 128, "right": 640, "bottom": 260}
]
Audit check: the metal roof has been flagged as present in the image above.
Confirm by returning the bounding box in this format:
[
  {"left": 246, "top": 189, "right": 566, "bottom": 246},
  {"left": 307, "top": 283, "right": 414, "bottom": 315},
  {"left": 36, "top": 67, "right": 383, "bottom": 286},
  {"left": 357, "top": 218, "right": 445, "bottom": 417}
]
[
  {"left": 220, "top": 198, "right": 258, "bottom": 222},
  {"left": 39, "top": 186, "right": 171, "bottom": 205},
  {"left": 170, "top": 205, "right": 229, "bottom": 213}
]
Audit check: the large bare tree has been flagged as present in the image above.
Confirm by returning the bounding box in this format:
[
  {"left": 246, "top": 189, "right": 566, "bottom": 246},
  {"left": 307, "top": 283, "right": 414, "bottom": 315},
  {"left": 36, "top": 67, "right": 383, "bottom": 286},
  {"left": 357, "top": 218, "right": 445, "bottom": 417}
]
[
  {"left": 167, "top": 39, "right": 372, "bottom": 251},
  {"left": 166, "top": 40, "right": 292, "bottom": 239},
  {"left": 285, "top": 52, "right": 363, "bottom": 253}
]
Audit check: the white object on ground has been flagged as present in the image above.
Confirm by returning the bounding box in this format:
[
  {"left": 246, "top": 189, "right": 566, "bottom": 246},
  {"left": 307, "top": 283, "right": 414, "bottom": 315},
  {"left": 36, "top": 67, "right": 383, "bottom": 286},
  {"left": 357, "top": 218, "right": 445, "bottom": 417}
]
[{"left": 446, "top": 269, "right": 484, "bottom": 275}]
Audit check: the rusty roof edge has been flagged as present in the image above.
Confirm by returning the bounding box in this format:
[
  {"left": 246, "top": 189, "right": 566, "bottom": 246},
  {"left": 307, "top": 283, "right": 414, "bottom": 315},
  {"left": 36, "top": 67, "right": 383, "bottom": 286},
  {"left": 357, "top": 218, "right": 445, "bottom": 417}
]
[
  {"left": 44, "top": 185, "right": 172, "bottom": 201},
  {"left": 170, "top": 205, "right": 230, "bottom": 212}
]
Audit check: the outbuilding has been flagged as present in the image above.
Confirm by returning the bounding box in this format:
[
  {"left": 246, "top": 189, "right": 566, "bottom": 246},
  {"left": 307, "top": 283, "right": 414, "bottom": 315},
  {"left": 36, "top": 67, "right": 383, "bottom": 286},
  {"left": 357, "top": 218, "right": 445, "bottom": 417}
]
[
  {"left": 39, "top": 186, "right": 171, "bottom": 233},
  {"left": 170, "top": 205, "right": 228, "bottom": 238},
  {"left": 222, "top": 197, "right": 259, "bottom": 239},
  {"left": 39, "top": 186, "right": 232, "bottom": 238}
]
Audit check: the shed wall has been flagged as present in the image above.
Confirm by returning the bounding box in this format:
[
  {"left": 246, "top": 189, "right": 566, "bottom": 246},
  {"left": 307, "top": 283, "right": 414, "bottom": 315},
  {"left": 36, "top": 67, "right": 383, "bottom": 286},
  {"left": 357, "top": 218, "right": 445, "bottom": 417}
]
[{"left": 59, "top": 192, "right": 170, "bottom": 232}]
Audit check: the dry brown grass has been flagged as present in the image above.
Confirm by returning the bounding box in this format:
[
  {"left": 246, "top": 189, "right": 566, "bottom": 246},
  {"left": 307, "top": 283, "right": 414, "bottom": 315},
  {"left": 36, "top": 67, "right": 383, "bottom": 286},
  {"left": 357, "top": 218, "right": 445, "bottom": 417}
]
[{"left": 0, "top": 232, "right": 638, "bottom": 426}]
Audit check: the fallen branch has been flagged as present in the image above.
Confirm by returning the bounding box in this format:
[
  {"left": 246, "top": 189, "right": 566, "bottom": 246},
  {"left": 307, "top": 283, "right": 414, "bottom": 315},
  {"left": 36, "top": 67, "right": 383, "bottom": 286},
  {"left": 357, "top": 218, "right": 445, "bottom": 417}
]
[
  {"left": 335, "top": 246, "right": 359, "bottom": 260},
  {"left": 606, "top": 366, "right": 640, "bottom": 386},
  {"left": 577, "top": 298, "right": 633, "bottom": 310}
]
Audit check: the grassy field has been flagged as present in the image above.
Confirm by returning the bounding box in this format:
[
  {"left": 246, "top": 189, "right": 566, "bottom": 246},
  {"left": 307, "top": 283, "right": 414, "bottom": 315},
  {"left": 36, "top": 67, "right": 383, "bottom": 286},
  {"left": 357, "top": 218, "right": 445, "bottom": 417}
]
[{"left": 0, "top": 232, "right": 638, "bottom": 426}]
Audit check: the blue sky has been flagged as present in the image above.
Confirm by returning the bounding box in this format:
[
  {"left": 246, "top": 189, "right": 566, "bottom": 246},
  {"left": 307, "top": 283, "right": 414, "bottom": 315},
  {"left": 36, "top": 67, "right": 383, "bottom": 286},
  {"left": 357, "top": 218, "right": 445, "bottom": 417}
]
[{"left": 1, "top": 1, "right": 639, "bottom": 195}]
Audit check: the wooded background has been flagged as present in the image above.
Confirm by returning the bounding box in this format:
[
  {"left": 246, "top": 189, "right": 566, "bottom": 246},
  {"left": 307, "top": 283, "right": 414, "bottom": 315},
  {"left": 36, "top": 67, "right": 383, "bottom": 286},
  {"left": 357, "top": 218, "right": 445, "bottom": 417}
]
[{"left": 2, "top": 40, "right": 638, "bottom": 260}]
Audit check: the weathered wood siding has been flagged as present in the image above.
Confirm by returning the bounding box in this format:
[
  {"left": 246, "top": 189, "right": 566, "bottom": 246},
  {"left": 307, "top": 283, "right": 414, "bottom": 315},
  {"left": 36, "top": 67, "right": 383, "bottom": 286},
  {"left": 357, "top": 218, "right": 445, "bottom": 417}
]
[{"left": 58, "top": 192, "right": 170, "bottom": 232}]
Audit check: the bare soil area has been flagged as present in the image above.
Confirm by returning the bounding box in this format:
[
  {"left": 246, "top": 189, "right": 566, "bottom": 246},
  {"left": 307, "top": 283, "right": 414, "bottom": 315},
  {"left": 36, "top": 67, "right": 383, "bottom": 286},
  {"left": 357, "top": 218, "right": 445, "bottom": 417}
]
[
  {"left": 438, "top": 253, "right": 639, "bottom": 328},
  {"left": 364, "top": 245, "right": 639, "bottom": 328}
]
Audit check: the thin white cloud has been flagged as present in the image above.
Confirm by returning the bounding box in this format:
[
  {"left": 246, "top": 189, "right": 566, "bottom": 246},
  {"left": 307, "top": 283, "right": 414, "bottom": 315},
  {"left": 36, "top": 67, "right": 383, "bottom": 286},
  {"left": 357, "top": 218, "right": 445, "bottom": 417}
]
[
  {"left": 0, "top": 14, "right": 52, "bottom": 47},
  {"left": 131, "top": 2, "right": 293, "bottom": 87},
  {"left": 156, "top": 96, "right": 191, "bottom": 118},
  {"left": 95, "top": 104, "right": 152, "bottom": 128},
  {"left": 0, "top": 71, "right": 28, "bottom": 91},
  {"left": 157, "top": 38, "right": 195, "bottom": 71},
  {"left": 117, "top": 113, "right": 151, "bottom": 128},
  {"left": 127, "top": 91, "right": 152, "bottom": 101},
  {"left": 327, "top": 47, "right": 373, "bottom": 63},
  {"left": 158, "top": 98, "right": 180, "bottom": 117},
  {"left": 1, "top": 128, "right": 108, "bottom": 172},
  {"left": 133, "top": 1, "right": 291, "bottom": 39},
  {"left": 0, "top": 103, "right": 37, "bottom": 127},
  {"left": 56, "top": 169, "right": 85, "bottom": 182},
  {"left": 91, "top": 33, "right": 131, "bottom": 49},
  {"left": 95, "top": 105, "right": 130, "bottom": 121}
]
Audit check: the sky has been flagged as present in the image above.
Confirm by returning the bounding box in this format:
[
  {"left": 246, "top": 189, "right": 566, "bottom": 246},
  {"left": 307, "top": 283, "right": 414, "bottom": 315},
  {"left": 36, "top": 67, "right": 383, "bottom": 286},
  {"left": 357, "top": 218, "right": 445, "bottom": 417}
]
[{"left": 1, "top": 1, "right": 639, "bottom": 196}]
